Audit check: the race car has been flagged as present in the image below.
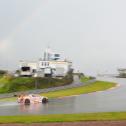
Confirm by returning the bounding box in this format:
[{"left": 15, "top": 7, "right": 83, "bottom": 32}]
[{"left": 18, "top": 94, "right": 48, "bottom": 105}]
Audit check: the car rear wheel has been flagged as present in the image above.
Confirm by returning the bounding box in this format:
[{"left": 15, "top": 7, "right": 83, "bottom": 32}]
[
  {"left": 42, "top": 98, "right": 48, "bottom": 103},
  {"left": 25, "top": 99, "right": 30, "bottom": 105}
]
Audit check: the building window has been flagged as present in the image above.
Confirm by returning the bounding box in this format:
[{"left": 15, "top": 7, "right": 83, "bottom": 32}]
[
  {"left": 47, "top": 62, "right": 49, "bottom": 66},
  {"left": 42, "top": 62, "right": 43, "bottom": 66},
  {"left": 55, "top": 54, "right": 60, "bottom": 57},
  {"left": 42, "top": 62, "right": 49, "bottom": 66},
  {"left": 44, "top": 62, "right": 46, "bottom": 66},
  {"left": 21, "top": 67, "right": 30, "bottom": 71},
  {"left": 32, "top": 69, "right": 36, "bottom": 73}
]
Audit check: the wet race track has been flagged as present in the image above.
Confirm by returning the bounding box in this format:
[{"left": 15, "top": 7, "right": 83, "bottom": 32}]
[{"left": 0, "top": 77, "right": 126, "bottom": 116}]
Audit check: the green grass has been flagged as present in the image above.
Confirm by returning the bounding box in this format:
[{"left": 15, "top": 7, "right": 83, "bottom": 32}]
[
  {"left": 0, "top": 112, "right": 126, "bottom": 123},
  {"left": 0, "top": 97, "right": 16, "bottom": 102},
  {"left": 0, "top": 75, "right": 73, "bottom": 93},
  {"left": 81, "top": 76, "right": 91, "bottom": 82},
  {"left": 0, "top": 79, "right": 116, "bottom": 102},
  {"left": 0, "top": 76, "right": 9, "bottom": 87},
  {"left": 41, "top": 81, "right": 116, "bottom": 98}
]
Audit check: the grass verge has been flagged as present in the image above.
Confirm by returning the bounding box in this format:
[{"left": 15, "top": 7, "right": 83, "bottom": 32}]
[
  {"left": 1, "top": 112, "right": 126, "bottom": 123},
  {"left": 0, "top": 75, "right": 73, "bottom": 93},
  {"left": 41, "top": 81, "right": 116, "bottom": 98},
  {"left": 81, "top": 76, "right": 91, "bottom": 82},
  {"left": 0, "top": 80, "right": 116, "bottom": 101}
]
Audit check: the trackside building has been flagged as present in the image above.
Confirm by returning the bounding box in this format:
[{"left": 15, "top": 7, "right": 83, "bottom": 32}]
[{"left": 19, "top": 48, "right": 73, "bottom": 77}]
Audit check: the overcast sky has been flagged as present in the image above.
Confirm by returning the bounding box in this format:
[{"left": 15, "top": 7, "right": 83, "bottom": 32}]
[{"left": 0, "top": 0, "right": 126, "bottom": 75}]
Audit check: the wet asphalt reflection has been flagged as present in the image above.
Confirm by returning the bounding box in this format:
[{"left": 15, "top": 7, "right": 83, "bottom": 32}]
[{"left": 0, "top": 77, "right": 126, "bottom": 116}]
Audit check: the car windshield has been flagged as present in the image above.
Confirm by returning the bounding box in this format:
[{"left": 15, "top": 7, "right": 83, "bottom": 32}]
[
  {"left": 31, "top": 94, "right": 40, "bottom": 97},
  {"left": 32, "top": 95, "right": 36, "bottom": 97}
]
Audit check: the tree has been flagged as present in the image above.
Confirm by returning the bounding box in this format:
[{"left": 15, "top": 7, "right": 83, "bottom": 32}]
[{"left": 0, "top": 70, "right": 7, "bottom": 75}]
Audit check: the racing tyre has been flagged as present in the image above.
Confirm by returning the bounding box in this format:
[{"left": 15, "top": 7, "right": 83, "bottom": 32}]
[
  {"left": 25, "top": 99, "right": 30, "bottom": 105},
  {"left": 42, "top": 98, "right": 48, "bottom": 103}
]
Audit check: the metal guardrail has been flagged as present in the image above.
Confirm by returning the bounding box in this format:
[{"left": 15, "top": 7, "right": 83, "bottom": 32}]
[{"left": 0, "top": 76, "right": 96, "bottom": 99}]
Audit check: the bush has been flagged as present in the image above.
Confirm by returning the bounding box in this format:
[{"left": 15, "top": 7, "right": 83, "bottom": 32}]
[
  {"left": 0, "top": 70, "right": 7, "bottom": 76},
  {"left": 89, "top": 76, "right": 96, "bottom": 80},
  {"left": 0, "top": 74, "right": 74, "bottom": 93}
]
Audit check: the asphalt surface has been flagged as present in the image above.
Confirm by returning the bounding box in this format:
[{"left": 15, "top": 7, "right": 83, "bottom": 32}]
[{"left": 0, "top": 77, "right": 125, "bottom": 115}]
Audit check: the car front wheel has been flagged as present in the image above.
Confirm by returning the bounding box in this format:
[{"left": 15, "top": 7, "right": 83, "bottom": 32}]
[{"left": 42, "top": 98, "right": 48, "bottom": 103}]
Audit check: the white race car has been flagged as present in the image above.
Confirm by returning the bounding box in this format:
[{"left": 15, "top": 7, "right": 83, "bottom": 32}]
[{"left": 18, "top": 94, "right": 48, "bottom": 105}]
